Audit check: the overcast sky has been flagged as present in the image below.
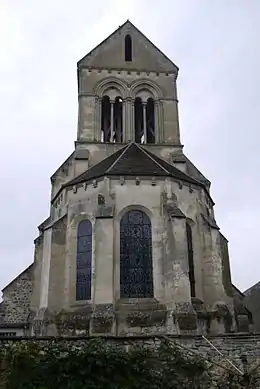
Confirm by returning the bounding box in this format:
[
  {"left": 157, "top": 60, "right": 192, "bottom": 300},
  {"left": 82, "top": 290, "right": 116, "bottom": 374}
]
[{"left": 0, "top": 0, "right": 260, "bottom": 295}]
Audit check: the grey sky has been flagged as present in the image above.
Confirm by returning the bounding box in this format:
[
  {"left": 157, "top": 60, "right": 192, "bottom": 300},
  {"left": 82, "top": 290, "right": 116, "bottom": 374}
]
[{"left": 0, "top": 0, "right": 259, "bottom": 295}]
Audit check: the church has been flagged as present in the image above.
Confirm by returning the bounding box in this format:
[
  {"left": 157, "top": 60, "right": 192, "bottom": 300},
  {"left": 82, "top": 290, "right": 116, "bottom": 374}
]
[{"left": 0, "top": 21, "right": 252, "bottom": 337}]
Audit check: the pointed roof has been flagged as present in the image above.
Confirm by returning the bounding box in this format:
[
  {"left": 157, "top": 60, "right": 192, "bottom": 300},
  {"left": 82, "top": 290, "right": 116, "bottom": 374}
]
[
  {"left": 64, "top": 143, "right": 202, "bottom": 190},
  {"left": 77, "top": 20, "right": 178, "bottom": 74}
]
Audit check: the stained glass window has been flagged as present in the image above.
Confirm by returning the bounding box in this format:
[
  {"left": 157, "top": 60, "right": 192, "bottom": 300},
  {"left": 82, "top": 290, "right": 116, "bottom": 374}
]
[
  {"left": 76, "top": 220, "right": 92, "bottom": 301},
  {"left": 120, "top": 210, "right": 153, "bottom": 298},
  {"left": 186, "top": 222, "right": 195, "bottom": 297}
]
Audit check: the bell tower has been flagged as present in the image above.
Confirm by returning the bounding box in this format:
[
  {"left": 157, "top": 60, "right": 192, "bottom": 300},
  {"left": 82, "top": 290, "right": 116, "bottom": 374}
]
[{"left": 76, "top": 20, "right": 181, "bottom": 156}]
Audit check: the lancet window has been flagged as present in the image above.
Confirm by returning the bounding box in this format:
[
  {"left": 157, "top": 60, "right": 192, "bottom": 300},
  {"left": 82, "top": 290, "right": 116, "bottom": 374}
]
[
  {"left": 125, "top": 35, "right": 132, "bottom": 62},
  {"left": 76, "top": 220, "right": 92, "bottom": 301}
]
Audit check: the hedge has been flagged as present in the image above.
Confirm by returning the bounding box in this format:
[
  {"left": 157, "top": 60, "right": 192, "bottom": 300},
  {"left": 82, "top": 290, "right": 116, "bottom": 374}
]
[{"left": 0, "top": 338, "right": 258, "bottom": 388}]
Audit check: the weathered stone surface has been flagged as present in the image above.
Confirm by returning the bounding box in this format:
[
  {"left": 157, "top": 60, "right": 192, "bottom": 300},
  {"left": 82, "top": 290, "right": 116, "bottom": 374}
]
[
  {"left": 116, "top": 299, "right": 167, "bottom": 333},
  {"left": 91, "top": 304, "right": 114, "bottom": 334},
  {"left": 1, "top": 334, "right": 260, "bottom": 373},
  {"left": 54, "top": 307, "right": 92, "bottom": 336},
  {"left": 244, "top": 281, "right": 260, "bottom": 332},
  {"left": 0, "top": 265, "right": 33, "bottom": 328},
  {"left": 1, "top": 20, "right": 246, "bottom": 339},
  {"left": 95, "top": 204, "right": 114, "bottom": 218}
]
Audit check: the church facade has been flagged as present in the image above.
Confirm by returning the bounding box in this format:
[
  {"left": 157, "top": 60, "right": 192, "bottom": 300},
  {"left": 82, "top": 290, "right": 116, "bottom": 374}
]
[{"left": 0, "top": 21, "right": 252, "bottom": 337}]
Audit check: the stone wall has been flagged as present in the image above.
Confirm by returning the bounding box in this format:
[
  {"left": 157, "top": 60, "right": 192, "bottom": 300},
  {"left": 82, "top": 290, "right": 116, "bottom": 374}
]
[
  {"left": 0, "top": 333, "right": 260, "bottom": 372},
  {"left": 0, "top": 265, "right": 33, "bottom": 326},
  {"left": 244, "top": 281, "right": 260, "bottom": 332}
]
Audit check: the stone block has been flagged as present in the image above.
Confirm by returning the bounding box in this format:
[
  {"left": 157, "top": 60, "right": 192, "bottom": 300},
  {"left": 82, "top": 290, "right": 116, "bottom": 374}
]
[
  {"left": 90, "top": 304, "right": 114, "bottom": 334},
  {"left": 95, "top": 204, "right": 114, "bottom": 218}
]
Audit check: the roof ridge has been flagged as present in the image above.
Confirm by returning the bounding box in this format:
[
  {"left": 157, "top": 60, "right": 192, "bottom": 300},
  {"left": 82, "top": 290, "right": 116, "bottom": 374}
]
[
  {"left": 135, "top": 143, "right": 170, "bottom": 175},
  {"left": 144, "top": 147, "right": 202, "bottom": 185},
  {"left": 71, "top": 144, "right": 128, "bottom": 183},
  {"left": 106, "top": 142, "right": 133, "bottom": 173}
]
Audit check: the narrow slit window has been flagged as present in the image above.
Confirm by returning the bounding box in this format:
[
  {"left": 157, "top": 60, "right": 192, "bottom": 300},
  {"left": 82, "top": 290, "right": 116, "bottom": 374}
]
[
  {"left": 125, "top": 35, "right": 132, "bottom": 62},
  {"left": 186, "top": 222, "right": 195, "bottom": 298}
]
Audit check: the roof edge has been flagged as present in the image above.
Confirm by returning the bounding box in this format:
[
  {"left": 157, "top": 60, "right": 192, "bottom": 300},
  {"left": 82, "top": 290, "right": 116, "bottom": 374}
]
[
  {"left": 77, "top": 20, "right": 179, "bottom": 72},
  {"left": 2, "top": 264, "right": 34, "bottom": 293}
]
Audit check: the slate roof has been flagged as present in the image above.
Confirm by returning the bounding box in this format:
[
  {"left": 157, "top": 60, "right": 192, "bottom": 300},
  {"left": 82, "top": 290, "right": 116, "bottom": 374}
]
[{"left": 65, "top": 143, "right": 202, "bottom": 189}]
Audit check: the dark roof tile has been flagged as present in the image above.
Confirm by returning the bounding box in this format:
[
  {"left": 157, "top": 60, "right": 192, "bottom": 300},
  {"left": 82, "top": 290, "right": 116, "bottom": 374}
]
[{"left": 62, "top": 142, "right": 204, "bottom": 193}]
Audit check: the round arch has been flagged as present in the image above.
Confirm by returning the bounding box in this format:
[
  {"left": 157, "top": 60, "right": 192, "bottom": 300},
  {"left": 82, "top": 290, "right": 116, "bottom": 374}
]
[
  {"left": 116, "top": 204, "right": 154, "bottom": 223},
  {"left": 94, "top": 77, "right": 127, "bottom": 98},
  {"left": 129, "top": 79, "right": 163, "bottom": 100}
]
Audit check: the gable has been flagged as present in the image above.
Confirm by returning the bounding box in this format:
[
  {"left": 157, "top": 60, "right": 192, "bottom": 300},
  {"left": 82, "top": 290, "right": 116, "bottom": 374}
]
[
  {"left": 2, "top": 264, "right": 34, "bottom": 293},
  {"left": 78, "top": 20, "right": 178, "bottom": 74}
]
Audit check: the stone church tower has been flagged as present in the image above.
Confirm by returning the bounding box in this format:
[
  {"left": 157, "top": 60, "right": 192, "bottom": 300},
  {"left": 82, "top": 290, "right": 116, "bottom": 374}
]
[{"left": 15, "top": 20, "right": 245, "bottom": 336}]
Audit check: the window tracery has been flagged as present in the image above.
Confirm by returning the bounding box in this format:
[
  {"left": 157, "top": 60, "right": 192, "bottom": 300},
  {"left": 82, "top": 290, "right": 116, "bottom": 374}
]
[{"left": 120, "top": 210, "right": 154, "bottom": 298}]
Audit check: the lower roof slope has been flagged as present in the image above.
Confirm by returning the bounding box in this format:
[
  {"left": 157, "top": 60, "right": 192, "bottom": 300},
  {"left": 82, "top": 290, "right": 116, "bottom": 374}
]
[{"left": 66, "top": 142, "right": 202, "bottom": 188}]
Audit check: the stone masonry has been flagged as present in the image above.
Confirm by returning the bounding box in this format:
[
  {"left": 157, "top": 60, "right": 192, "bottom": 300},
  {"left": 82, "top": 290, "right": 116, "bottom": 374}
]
[{"left": 0, "top": 20, "right": 253, "bottom": 337}]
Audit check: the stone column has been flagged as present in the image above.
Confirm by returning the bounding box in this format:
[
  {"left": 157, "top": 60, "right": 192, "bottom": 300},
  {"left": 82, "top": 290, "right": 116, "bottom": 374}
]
[
  {"left": 110, "top": 100, "right": 114, "bottom": 143},
  {"left": 91, "top": 205, "right": 115, "bottom": 335},
  {"left": 202, "top": 223, "right": 232, "bottom": 332},
  {"left": 124, "top": 98, "right": 129, "bottom": 141},
  {"left": 94, "top": 97, "right": 102, "bottom": 141},
  {"left": 142, "top": 102, "right": 147, "bottom": 144},
  {"left": 167, "top": 210, "right": 197, "bottom": 333},
  {"left": 157, "top": 100, "right": 164, "bottom": 143},
  {"left": 122, "top": 99, "right": 126, "bottom": 142},
  {"left": 39, "top": 227, "right": 52, "bottom": 309},
  {"left": 130, "top": 98, "right": 135, "bottom": 141},
  {"left": 171, "top": 217, "right": 191, "bottom": 302},
  {"left": 203, "top": 227, "right": 226, "bottom": 307},
  {"left": 32, "top": 227, "right": 52, "bottom": 336},
  {"left": 77, "top": 97, "right": 83, "bottom": 140},
  {"left": 154, "top": 100, "right": 160, "bottom": 143}
]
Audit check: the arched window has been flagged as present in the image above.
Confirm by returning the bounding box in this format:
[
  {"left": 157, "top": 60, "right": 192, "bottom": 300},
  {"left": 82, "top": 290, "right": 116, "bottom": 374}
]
[
  {"left": 146, "top": 98, "right": 155, "bottom": 144},
  {"left": 76, "top": 220, "right": 92, "bottom": 300},
  {"left": 134, "top": 97, "right": 156, "bottom": 144},
  {"left": 101, "top": 95, "right": 111, "bottom": 142},
  {"left": 120, "top": 210, "right": 153, "bottom": 298},
  {"left": 101, "top": 95, "right": 123, "bottom": 143},
  {"left": 114, "top": 96, "right": 123, "bottom": 142},
  {"left": 134, "top": 97, "right": 143, "bottom": 143},
  {"left": 125, "top": 35, "right": 132, "bottom": 62},
  {"left": 186, "top": 222, "right": 195, "bottom": 298}
]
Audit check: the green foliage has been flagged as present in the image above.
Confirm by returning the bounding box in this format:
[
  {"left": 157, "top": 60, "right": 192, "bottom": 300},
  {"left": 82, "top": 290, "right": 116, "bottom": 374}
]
[{"left": 0, "top": 338, "right": 258, "bottom": 389}]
